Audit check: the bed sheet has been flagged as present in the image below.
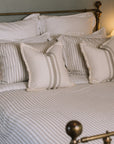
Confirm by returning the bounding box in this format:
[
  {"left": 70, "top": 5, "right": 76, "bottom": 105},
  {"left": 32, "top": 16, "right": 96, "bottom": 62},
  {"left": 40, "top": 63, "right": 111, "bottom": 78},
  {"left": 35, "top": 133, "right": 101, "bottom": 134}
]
[{"left": 0, "top": 82, "right": 114, "bottom": 144}]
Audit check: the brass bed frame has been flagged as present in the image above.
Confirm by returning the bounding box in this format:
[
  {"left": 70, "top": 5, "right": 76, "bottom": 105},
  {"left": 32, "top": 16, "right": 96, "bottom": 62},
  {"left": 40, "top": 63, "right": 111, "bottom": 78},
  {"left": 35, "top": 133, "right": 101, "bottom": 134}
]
[
  {"left": 0, "top": 1, "right": 101, "bottom": 31},
  {"left": 66, "top": 120, "right": 114, "bottom": 144},
  {"left": 1, "top": 1, "right": 114, "bottom": 143}
]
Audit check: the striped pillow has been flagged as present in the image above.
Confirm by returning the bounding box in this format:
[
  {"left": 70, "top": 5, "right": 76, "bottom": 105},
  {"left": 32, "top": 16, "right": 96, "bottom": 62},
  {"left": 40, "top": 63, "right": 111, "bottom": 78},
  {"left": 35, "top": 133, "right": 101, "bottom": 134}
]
[
  {"left": 80, "top": 41, "right": 113, "bottom": 83},
  {"left": 21, "top": 42, "right": 73, "bottom": 91},
  {"left": 0, "top": 43, "right": 28, "bottom": 84},
  {"left": 58, "top": 35, "right": 107, "bottom": 76},
  {"left": 0, "top": 40, "right": 54, "bottom": 84}
]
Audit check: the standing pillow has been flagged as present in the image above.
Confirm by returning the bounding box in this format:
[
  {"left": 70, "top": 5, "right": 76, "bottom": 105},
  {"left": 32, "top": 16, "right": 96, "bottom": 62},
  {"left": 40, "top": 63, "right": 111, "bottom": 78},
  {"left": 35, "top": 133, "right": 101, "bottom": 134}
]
[
  {"left": 20, "top": 40, "right": 56, "bottom": 53},
  {"left": 39, "top": 12, "right": 96, "bottom": 36},
  {"left": 0, "top": 43, "right": 28, "bottom": 84},
  {"left": 0, "top": 18, "right": 39, "bottom": 41},
  {"left": 0, "top": 40, "right": 56, "bottom": 84},
  {"left": 80, "top": 41, "right": 113, "bottom": 84},
  {"left": 21, "top": 42, "right": 73, "bottom": 91},
  {"left": 100, "top": 36, "right": 114, "bottom": 65},
  {"left": 58, "top": 35, "right": 108, "bottom": 76}
]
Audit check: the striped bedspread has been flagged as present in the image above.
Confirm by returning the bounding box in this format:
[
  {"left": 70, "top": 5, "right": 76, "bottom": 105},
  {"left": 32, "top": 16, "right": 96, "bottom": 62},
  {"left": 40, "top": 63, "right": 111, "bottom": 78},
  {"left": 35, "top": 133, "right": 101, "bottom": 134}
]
[{"left": 0, "top": 82, "right": 114, "bottom": 144}]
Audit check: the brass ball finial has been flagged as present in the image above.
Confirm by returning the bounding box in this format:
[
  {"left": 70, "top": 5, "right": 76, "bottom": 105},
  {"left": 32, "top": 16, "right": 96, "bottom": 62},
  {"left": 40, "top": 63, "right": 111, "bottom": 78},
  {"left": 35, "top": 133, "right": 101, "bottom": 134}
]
[
  {"left": 66, "top": 120, "right": 83, "bottom": 143},
  {"left": 95, "top": 1, "right": 102, "bottom": 9}
]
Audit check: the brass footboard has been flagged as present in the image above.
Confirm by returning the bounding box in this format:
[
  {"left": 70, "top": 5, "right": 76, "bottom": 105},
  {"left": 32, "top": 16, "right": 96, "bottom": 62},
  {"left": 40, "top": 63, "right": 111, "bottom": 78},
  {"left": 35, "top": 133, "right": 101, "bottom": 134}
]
[{"left": 66, "top": 121, "right": 114, "bottom": 144}]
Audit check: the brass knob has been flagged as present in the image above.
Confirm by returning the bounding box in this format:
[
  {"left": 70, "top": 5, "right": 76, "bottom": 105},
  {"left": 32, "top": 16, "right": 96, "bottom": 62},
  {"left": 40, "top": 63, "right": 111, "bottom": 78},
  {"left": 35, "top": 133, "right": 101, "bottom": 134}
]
[
  {"left": 66, "top": 120, "right": 83, "bottom": 142},
  {"left": 95, "top": 1, "right": 102, "bottom": 9}
]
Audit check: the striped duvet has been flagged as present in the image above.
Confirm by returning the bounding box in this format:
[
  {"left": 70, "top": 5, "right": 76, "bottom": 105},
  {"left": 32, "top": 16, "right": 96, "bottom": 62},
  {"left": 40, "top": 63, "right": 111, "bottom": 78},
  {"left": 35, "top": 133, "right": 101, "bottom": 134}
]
[{"left": 0, "top": 82, "right": 114, "bottom": 144}]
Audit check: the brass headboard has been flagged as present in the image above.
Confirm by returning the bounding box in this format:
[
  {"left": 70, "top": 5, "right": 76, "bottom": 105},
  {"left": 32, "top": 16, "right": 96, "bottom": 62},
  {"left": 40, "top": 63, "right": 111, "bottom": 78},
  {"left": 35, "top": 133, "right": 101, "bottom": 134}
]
[{"left": 0, "top": 1, "right": 102, "bottom": 31}]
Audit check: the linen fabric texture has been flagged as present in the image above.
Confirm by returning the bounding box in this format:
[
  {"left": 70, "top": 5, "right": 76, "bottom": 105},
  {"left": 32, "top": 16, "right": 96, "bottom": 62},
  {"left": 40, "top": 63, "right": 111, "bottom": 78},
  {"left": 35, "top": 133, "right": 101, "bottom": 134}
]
[
  {"left": 39, "top": 12, "right": 96, "bottom": 36},
  {"left": 21, "top": 42, "right": 73, "bottom": 91},
  {"left": 58, "top": 34, "right": 108, "bottom": 77},
  {"left": 100, "top": 36, "right": 114, "bottom": 67},
  {"left": 0, "top": 18, "right": 40, "bottom": 41},
  {"left": 80, "top": 41, "right": 113, "bottom": 83},
  {"left": 0, "top": 34, "right": 52, "bottom": 84}
]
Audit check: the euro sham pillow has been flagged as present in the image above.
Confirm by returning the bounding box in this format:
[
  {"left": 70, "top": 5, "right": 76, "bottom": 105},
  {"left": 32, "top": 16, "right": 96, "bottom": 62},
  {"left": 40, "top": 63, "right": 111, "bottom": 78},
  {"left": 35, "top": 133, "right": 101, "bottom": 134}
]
[
  {"left": 21, "top": 42, "right": 73, "bottom": 91},
  {"left": 58, "top": 34, "right": 108, "bottom": 77},
  {"left": 80, "top": 41, "right": 113, "bottom": 84},
  {"left": 0, "top": 18, "right": 39, "bottom": 41},
  {"left": 0, "top": 39, "right": 54, "bottom": 84},
  {"left": 39, "top": 12, "right": 96, "bottom": 36}
]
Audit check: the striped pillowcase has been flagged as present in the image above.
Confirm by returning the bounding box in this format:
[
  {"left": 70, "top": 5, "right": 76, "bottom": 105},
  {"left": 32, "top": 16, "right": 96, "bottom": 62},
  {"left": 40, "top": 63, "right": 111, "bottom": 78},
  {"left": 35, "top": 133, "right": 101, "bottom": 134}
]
[
  {"left": 20, "top": 42, "right": 73, "bottom": 91},
  {"left": 0, "top": 43, "right": 28, "bottom": 84},
  {"left": 0, "top": 41, "right": 54, "bottom": 84},
  {"left": 58, "top": 35, "right": 107, "bottom": 76}
]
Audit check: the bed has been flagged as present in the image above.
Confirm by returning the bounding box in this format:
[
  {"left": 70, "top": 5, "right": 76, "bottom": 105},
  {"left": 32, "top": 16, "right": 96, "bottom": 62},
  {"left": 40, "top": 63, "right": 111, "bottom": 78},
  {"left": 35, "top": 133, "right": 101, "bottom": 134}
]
[{"left": 0, "top": 1, "right": 114, "bottom": 144}]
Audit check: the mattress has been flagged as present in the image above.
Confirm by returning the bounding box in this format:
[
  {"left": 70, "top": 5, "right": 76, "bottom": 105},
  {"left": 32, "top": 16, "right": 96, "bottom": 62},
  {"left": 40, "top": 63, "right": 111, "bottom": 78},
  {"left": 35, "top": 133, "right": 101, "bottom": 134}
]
[{"left": 0, "top": 82, "right": 114, "bottom": 144}]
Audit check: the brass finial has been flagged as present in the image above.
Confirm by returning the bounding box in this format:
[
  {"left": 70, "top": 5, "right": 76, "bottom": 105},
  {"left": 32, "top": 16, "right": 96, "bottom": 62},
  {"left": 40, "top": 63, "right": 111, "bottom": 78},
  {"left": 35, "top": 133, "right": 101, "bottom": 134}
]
[
  {"left": 66, "top": 120, "right": 83, "bottom": 144},
  {"left": 95, "top": 1, "right": 102, "bottom": 9}
]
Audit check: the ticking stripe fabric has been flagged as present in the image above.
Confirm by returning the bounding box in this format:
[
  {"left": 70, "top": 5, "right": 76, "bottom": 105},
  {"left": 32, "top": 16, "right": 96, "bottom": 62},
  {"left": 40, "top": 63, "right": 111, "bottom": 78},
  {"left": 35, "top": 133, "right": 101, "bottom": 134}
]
[
  {"left": 0, "top": 43, "right": 28, "bottom": 84},
  {"left": 58, "top": 35, "right": 107, "bottom": 76},
  {"left": 0, "top": 82, "right": 114, "bottom": 144},
  {"left": 21, "top": 42, "right": 73, "bottom": 91},
  {"left": 0, "top": 38, "right": 54, "bottom": 84}
]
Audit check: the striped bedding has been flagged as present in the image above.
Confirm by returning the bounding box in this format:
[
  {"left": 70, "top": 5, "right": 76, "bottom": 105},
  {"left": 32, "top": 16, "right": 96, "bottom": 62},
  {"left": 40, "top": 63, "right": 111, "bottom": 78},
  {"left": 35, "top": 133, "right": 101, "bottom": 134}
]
[{"left": 0, "top": 82, "right": 114, "bottom": 144}]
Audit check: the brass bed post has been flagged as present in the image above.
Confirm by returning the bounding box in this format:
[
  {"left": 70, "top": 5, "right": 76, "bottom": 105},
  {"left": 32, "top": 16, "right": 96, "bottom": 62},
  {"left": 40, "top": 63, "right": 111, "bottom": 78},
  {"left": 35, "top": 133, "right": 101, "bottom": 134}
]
[
  {"left": 66, "top": 121, "right": 114, "bottom": 144},
  {"left": 94, "top": 1, "right": 102, "bottom": 30}
]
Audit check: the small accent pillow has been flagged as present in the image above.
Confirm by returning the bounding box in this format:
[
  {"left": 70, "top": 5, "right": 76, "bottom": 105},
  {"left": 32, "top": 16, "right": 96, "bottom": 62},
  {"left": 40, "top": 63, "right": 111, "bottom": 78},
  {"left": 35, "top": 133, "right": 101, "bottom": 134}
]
[
  {"left": 58, "top": 34, "right": 108, "bottom": 76},
  {"left": 0, "top": 18, "right": 39, "bottom": 41},
  {"left": 100, "top": 36, "right": 114, "bottom": 64},
  {"left": 21, "top": 42, "right": 73, "bottom": 91},
  {"left": 39, "top": 12, "right": 96, "bottom": 36},
  {"left": 80, "top": 41, "right": 113, "bottom": 84}
]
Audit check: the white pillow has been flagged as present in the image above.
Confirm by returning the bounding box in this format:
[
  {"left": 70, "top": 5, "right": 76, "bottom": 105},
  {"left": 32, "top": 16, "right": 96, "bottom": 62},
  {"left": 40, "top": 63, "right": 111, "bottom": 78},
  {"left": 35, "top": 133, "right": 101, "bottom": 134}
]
[
  {"left": 0, "top": 18, "right": 39, "bottom": 41},
  {"left": 80, "top": 41, "right": 113, "bottom": 84},
  {"left": 20, "top": 40, "right": 56, "bottom": 53},
  {"left": 87, "top": 28, "right": 107, "bottom": 38},
  {"left": 100, "top": 36, "right": 114, "bottom": 64},
  {"left": 58, "top": 34, "right": 108, "bottom": 76},
  {"left": 39, "top": 12, "right": 96, "bottom": 36},
  {"left": 21, "top": 42, "right": 73, "bottom": 91},
  {"left": 0, "top": 40, "right": 55, "bottom": 84}
]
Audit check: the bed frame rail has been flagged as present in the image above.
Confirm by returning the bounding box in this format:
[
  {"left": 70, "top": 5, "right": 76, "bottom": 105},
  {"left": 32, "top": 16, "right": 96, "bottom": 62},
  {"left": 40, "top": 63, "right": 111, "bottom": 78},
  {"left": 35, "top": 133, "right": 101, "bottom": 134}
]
[
  {"left": 0, "top": 1, "right": 102, "bottom": 31},
  {"left": 66, "top": 120, "right": 114, "bottom": 144}
]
